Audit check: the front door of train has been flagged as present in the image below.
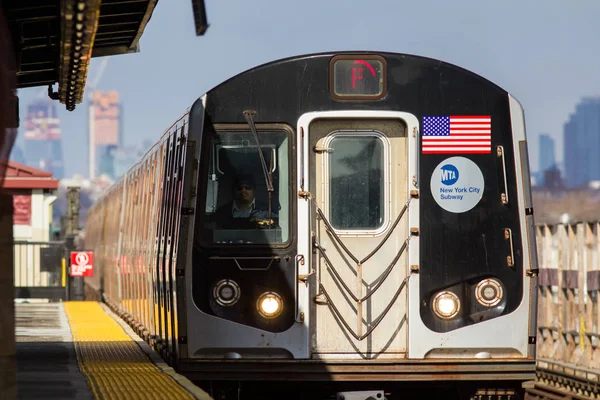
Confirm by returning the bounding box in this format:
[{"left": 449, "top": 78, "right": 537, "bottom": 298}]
[{"left": 298, "top": 112, "right": 417, "bottom": 359}]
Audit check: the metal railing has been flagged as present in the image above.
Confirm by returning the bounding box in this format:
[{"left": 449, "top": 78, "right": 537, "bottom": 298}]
[
  {"left": 13, "top": 241, "right": 68, "bottom": 300},
  {"left": 535, "top": 221, "right": 600, "bottom": 386}
]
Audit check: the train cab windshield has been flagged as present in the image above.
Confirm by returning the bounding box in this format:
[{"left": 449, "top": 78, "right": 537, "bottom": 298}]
[{"left": 202, "top": 128, "right": 291, "bottom": 246}]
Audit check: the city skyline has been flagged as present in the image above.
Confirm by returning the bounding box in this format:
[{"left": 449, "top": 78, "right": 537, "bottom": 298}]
[
  {"left": 538, "top": 134, "right": 556, "bottom": 173},
  {"left": 13, "top": 92, "right": 599, "bottom": 187},
  {"left": 13, "top": 85, "right": 583, "bottom": 181}
]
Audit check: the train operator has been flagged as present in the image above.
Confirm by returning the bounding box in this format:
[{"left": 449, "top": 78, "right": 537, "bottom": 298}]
[{"left": 213, "top": 174, "right": 277, "bottom": 227}]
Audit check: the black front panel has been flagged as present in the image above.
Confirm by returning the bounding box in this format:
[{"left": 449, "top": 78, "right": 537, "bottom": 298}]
[
  {"left": 191, "top": 255, "right": 296, "bottom": 333},
  {"left": 418, "top": 105, "right": 523, "bottom": 333},
  {"left": 189, "top": 51, "right": 523, "bottom": 333},
  {"left": 191, "top": 121, "right": 298, "bottom": 333}
]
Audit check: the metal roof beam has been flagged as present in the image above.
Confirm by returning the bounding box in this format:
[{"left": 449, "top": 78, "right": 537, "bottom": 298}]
[
  {"left": 91, "top": 44, "right": 138, "bottom": 57},
  {"left": 58, "top": 0, "right": 101, "bottom": 110},
  {"left": 191, "top": 0, "right": 208, "bottom": 36}
]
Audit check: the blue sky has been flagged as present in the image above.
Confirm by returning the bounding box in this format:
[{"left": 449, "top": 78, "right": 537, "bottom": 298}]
[{"left": 15, "top": 0, "right": 600, "bottom": 177}]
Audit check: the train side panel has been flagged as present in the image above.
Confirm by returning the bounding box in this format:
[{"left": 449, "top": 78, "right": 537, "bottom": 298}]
[
  {"left": 508, "top": 94, "right": 539, "bottom": 360},
  {"left": 85, "top": 113, "right": 191, "bottom": 363}
]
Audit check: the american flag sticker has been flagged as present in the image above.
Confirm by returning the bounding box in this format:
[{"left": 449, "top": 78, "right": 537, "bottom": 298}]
[{"left": 421, "top": 116, "right": 492, "bottom": 154}]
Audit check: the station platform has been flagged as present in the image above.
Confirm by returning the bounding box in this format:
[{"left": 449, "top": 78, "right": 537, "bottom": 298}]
[{"left": 15, "top": 301, "right": 212, "bottom": 400}]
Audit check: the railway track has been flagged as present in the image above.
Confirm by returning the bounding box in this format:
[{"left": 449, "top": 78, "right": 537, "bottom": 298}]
[
  {"left": 526, "top": 382, "right": 595, "bottom": 400},
  {"left": 525, "top": 361, "right": 600, "bottom": 400}
]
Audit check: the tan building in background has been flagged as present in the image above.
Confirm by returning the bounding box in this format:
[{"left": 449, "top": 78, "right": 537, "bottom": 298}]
[
  {"left": 2, "top": 161, "right": 58, "bottom": 290},
  {"left": 89, "top": 90, "right": 121, "bottom": 180},
  {"left": 4, "top": 161, "right": 58, "bottom": 242}
]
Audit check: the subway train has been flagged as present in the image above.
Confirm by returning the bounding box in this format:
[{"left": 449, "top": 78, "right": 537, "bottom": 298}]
[{"left": 83, "top": 51, "right": 539, "bottom": 400}]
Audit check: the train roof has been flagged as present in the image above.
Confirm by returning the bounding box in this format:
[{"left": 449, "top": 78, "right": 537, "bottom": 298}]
[{"left": 202, "top": 50, "right": 511, "bottom": 100}]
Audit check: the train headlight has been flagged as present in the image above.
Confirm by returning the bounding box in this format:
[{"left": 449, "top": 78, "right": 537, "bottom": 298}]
[
  {"left": 213, "top": 279, "right": 241, "bottom": 306},
  {"left": 432, "top": 291, "right": 460, "bottom": 319},
  {"left": 475, "top": 278, "right": 503, "bottom": 307},
  {"left": 257, "top": 292, "right": 283, "bottom": 318}
]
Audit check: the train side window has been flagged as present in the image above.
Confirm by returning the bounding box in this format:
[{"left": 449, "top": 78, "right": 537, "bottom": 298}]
[{"left": 326, "top": 132, "right": 386, "bottom": 232}]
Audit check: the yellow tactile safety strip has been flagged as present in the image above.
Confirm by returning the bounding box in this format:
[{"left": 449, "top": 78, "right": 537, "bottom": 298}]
[{"left": 64, "top": 302, "right": 195, "bottom": 400}]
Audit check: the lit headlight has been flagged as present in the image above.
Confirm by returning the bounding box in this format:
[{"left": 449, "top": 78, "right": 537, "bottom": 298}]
[
  {"left": 432, "top": 291, "right": 460, "bottom": 319},
  {"left": 213, "top": 279, "right": 241, "bottom": 306},
  {"left": 257, "top": 292, "right": 283, "bottom": 318},
  {"left": 475, "top": 278, "right": 503, "bottom": 307}
]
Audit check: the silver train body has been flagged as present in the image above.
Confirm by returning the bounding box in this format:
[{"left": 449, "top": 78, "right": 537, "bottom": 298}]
[{"left": 84, "top": 52, "right": 539, "bottom": 399}]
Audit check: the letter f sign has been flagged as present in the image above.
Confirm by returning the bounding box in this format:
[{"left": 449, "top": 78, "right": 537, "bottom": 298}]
[{"left": 352, "top": 67, "right": 364, "bottom": 89}]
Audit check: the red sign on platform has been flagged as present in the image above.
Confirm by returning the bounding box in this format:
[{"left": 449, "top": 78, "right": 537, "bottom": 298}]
[{"left": 70, "top": 251, "right": 94, "bottom": 277}]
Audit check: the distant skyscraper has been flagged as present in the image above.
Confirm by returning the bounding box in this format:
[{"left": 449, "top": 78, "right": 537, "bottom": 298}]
[
  {"left": 98, "top": 146, "right": 116, "bottom": 178},
  {"left": 89, "top": 91, "right": 121, "bottom": 180},
  {"left": 563, "top": 97, "right": 600, "bottom": 188},
  {"left": 112, "top": 146, "right": 139, "bottom": 180},
  {"left": 22, "top": 100, "right": 65, "bottom": 179},
  {"left": 538, "top": 133, "right": 556, "bottom": 173}
]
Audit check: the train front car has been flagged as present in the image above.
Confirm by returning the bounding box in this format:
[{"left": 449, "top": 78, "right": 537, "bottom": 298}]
[{"left": 178, "top": 52, "right": 538, "bottom": 399}]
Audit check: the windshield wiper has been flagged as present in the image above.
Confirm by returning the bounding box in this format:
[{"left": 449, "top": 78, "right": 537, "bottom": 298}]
[{"left": 243, "top": 110, "right": 274, "bottom": 225}]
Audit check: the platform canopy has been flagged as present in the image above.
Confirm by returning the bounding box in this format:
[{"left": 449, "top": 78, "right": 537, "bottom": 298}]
[{"left": 2, "top": 0, "right": 161, "bottom": 111}]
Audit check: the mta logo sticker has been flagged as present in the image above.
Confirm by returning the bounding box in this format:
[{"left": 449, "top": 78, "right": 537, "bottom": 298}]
[
  {"left": 440, "top": 164, "right": 459, "bottom": 186},
  {"left": 430, "top": 156, "right": 484, "bottom": 214}
]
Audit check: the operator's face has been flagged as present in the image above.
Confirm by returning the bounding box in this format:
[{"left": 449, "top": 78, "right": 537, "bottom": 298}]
[{"left": 235, "top": 184, "right": 255, "bottom": 204}]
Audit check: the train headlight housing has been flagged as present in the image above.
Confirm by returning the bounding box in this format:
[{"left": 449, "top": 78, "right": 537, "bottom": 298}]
[
  {"left": 475, "top": 278, "right": 503, "bottom": 307},
  {"left": 213, "top": 279, "right": 241, "bottom": 307},
  {"left": 257, "top": 292, "right": 283, "bottom": 318},
  {"left": 432, "top": 291, "right": 460, "bottom": 319}
]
